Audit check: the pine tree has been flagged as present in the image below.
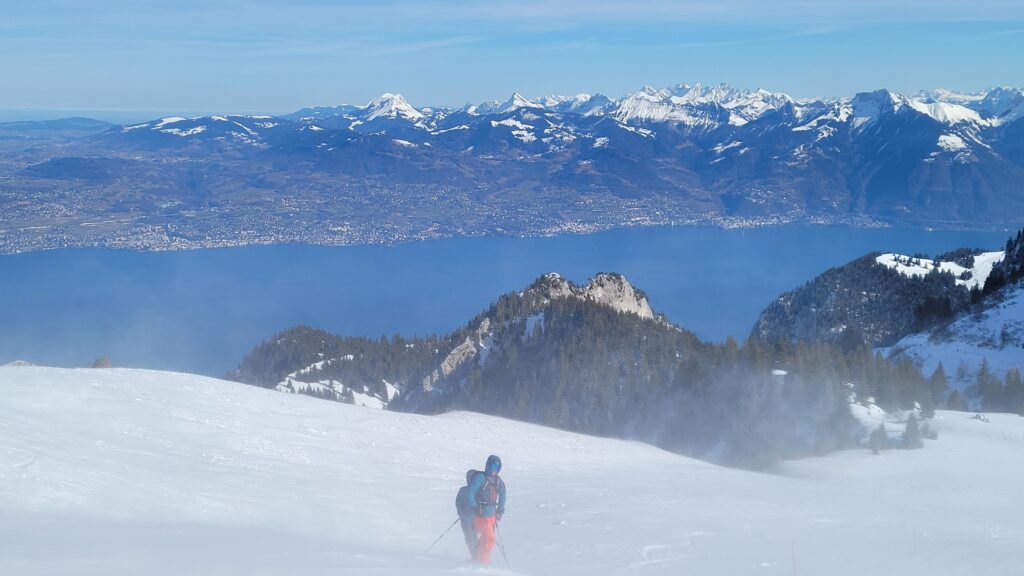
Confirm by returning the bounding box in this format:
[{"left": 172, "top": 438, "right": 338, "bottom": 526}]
[
  {"left": 975, "top": 359, "right": 1003, "bottom": 411},
  {"left": 869, "top": 423, "right": 887, "bottom": 455},
  {"left": 902, "top": 414, "right": 923, "bottom": 449},
  {"left": 923, "top": 363, "right": 948, "bottom": 419},
  {"left": 946, "top": 389, "right": 968, "bottom": 411},
  {"left": 956, "top": 361, "right": 970, "bottom": 383},
  {"left": 1003, "top": 368, "right": 1024, "bottom": 415}
]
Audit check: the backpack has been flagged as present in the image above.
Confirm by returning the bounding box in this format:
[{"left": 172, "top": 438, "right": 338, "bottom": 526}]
[
  {"left": 475, "top": 473, "right": 500, "bottom": 509},
  {"left": 454, "top": 469, "right": 479, "bottom": 517}
]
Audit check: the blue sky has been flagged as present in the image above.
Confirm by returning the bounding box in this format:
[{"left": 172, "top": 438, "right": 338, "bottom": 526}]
[{"left": 2, "top": 0, "right": 1023, "bottom": 118}]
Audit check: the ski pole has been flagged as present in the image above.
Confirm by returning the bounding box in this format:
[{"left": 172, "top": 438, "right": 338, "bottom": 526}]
[
  {"left": 495, "top": 520, "right": 510, "bottom": 566},
  {"left": 425, "top": 518, "right": 460, "bottom": 554}
]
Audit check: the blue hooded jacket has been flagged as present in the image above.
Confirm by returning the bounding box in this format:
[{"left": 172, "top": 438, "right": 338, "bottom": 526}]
[{"left": 466, "top": 455, "right": 506, "bottom": 518}]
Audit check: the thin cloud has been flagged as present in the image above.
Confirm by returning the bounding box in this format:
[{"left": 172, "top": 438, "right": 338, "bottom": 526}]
[{"left": 376, "top": 36, "right": 483, "bottom": 55}]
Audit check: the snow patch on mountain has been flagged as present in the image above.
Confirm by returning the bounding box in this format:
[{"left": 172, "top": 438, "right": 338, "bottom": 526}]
[
  {"left": 937, "top": 133, "right": 969, "bottom": 152},
  {"left": 154, "top": 117, "right": 186, "bottom": 129},
  {"left": 431, "top": 124, "right": 469, "bottom": 135},
  {"left": 161, "top": 125, "right": 207, "bottom": 137},
  {"left": 906, "top": 99, "right": 987, "bottom": 125},
  {"left": 876, "top": 251, "right": 1004, "bottom": 290},
  {"left": 713, "top": 140, "right": 743, "bottom": 153},
  {"left": 275, "top": 355, "right": 395, "bottom": 408},
  {"left": 490, "top": 117, "right": 536, "bottom": 143},
  {"left": 885, "top": 281, "right": 1024, "bottom": 386}
]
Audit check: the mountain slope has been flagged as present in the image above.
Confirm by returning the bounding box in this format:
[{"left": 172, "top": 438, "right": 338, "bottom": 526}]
[
  {"left": 750, "top": 229, "right": 1024, "bottom": 411},
  {"left": 235, "top": 273, "right": 939, "bottom": 467},
  {"left": 2, "top": 366, "right": 1022, "bottom": 576},
  {"left": 752, "top": 249, "right": 1002, "bottom": 347},
  {"left": 885, "top": 280, "right": 1024, "bottom": 384}
]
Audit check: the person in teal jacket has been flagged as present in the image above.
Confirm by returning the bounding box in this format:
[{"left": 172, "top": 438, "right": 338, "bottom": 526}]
[
  {"left": 455, "top": 469, "right": 479, "bottom": 557},
  {"left": 465, "top": 455, "right": 506, "bottom": 563}
]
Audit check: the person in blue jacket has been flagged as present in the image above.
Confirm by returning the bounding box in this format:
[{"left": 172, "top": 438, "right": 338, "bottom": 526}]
[
  {"left": 455, "top": 469, "right": 479, "bottom": 557},
  {"left": 465, "top": 455, "right": 506, "bottom": 563}
]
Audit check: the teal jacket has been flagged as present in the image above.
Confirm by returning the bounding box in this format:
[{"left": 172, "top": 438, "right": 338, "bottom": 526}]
[{"left": 466, "top": 472, "right": 506, "bottom": 518}]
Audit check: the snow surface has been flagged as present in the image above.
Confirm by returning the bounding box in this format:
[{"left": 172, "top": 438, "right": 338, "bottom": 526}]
[
  {"left": 161, "top": 125, "right": 207, "bottom": 137},
  {"left": 906, "top": 100, "right": 987, "bottom": 125},
  {"left": 937, "top": 133, "right": 969, "bottom": 152},
  {"left": 2, "top": 366, "right": 1022, "bottom": 576},
  {"left": 153, "top": 117, "right": 186, "bottom": 129},
  {"left": 875, "top": 251, "right": 1004, "bottom": 291}
]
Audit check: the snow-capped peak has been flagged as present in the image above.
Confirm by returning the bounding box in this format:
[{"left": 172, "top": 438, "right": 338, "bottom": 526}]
[
  {"left": 497, "top": 92, "right": 541, "bottom": 113},
  {"left": 847, "top": 89, "right": 991, "bottom": 127},
  {"left": 611, "top": 83, "right": 793, "bottom": 128},
  {"left": 975, "top": 87, "right": 1024, "bottom": 123},
  {"left": 848, "top": 89, "right": 906, "bottom": 130},
  {"left": 538, "top": 93, "right": 591, "bottom": 108},
  {"left": 363, "top": 93, "right": 424, "bottom": 121},
  {"left": 915, "top": 88, "right": 987, "bottom": 106},
  {"left": 613, "top": 86, "right": 724, "bottom": 127}
]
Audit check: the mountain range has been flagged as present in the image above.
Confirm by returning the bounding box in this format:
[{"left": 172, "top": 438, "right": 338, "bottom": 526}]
[{"left": 4, "top": 83, "right": 1024, "bottom": 252}]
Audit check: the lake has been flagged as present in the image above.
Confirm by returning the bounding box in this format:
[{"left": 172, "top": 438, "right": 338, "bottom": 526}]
[{"left": 0, "top": 225, "right": 1011, "bottom": 376}]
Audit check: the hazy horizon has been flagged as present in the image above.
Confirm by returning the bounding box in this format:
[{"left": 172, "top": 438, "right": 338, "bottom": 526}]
[{"left": 4, "top": 1, "right": 1023, "bottom": 114}]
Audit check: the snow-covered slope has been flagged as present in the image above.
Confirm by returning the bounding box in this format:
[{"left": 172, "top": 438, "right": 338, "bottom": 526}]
[
  {"left": 876, "top": 251, "right": 1005, "bottom": 290},
  {"left": 2, "top": 366, "right": 1022, "bottom": 575},
  {"left": 275, "top": 356, "right": 398, "bottom": 407},
  {"left": 886, "top": 280, "right": 1024, "bottom": 383}
]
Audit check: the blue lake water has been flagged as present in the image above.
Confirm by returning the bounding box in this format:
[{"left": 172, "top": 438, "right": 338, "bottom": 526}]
[{"left": 0, "top": 225, "right": 1011, "bottom": 376}]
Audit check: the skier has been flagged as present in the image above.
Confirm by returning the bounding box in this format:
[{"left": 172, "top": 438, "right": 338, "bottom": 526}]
[
  {"left": 454, "top": 469, "right": 479, "bottom": 557},
  {"left": 465, "top": 454, "right": 506, "bottom": 564}
]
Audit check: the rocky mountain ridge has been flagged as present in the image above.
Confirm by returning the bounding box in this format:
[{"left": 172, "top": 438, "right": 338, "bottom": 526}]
[{"left": 232, "top": 271, "right": 934, "bottom": 467}]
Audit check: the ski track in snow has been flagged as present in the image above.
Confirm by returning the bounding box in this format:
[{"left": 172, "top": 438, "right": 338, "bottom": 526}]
[{"left": 1, "top": 367, "right": 1023, "bottom": 575}]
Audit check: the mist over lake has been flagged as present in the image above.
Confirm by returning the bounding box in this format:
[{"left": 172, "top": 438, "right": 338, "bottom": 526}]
[{"left": 0, "top": 225, "right": 1009, "bottom": 375}]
